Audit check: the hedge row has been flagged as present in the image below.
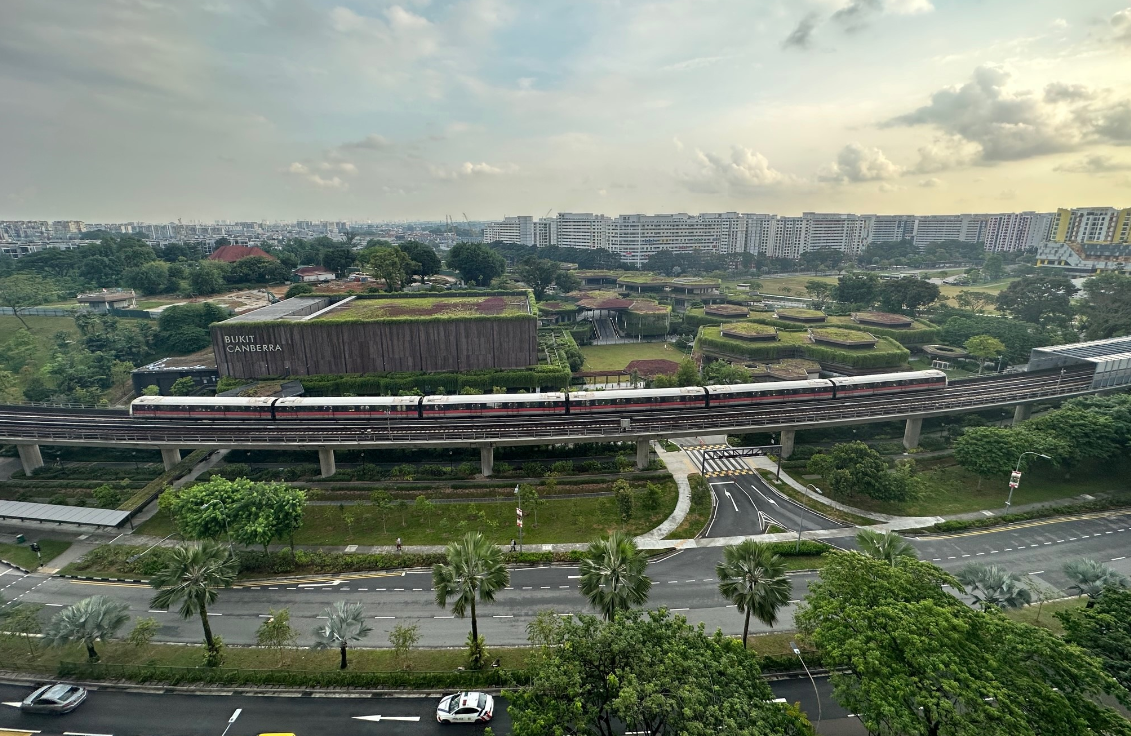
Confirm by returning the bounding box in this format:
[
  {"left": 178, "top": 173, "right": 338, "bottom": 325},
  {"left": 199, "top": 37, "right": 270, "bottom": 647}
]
[
  {"left": 16, "top": 465, "right": 163, "bottom": 481},
  {"left": 697, "top": 326, "right": 910, "bottom": 368},
  {"left": 118, "top": 449, "right": 210, "bottom": 512},
  {"left": 58, "top": 661, "right": 523, "bottom": 689},
  {"left": 299, "top": 365, "right": 572, "bottom": 396},
  {"left": 915, "top": 496, "right": 1131, "bottom": 534},
  {"left": 621, "top": 309, "right": 671, "bottom": 336}
]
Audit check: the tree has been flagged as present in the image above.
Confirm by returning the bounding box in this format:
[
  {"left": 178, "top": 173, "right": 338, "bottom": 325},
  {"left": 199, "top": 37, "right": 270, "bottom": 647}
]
[
  {"left": 257, "top": 608, "right": 299, "bottom": 662},
  {"left": 940, "top": 313, "right": 1055, "bottom": 365},
  {"left": 675, "top": 358, "right": 699, "bottom": 387},
  {"left": 804, "top": 280, "right": 835, "bottom": 309},
  {"left": 447, "top": 242, "right": 506, "bottom": 286},
  {"left": 432, "top": 531, "right": 510, "bottom": 668},
  {"left": 189, "top": 262, "right": 228, "bottom": 295},
  {"left": 716, "top": 540, "right": 791, "bottom": 648},
  {"left": 284, "top": 283, "right": 314, "bottom": 298},
  {"left": 1058, "top": 588, "right": 1131, "bottom": 697},
  {"left": 515, "top": 257, "right": 560, "bottom": 300},
  {"left": 1078, "top": 272, "right": 1131, "bottom": 340},
  {"left": 42, "top": 595, "right": 130, "bottom": 662},
  {"left": 964, "top": 334, "right": 1006, "bottom": 374},
  {"left": 148, "top": 541, "right": 238, "bottom": 657},
  {"left": 953, "top": 426, "right": 1066, "bottom": 486},
  {"left": 398, "top": 241, "right": 441, "bottom": 283},
  {"left": 170, "top": 376, "right": 195, "bottom": 396},
  {"left": 321, "top": 247, "right": 355, "bottom": 277},
  {"left": 370, "top": 490, "right": 393, "bottom": 533},
  {"left": 126, "top": 617, "right": 160, "bottom": 647},
  {"left": 806, "top": 441, "right": 913, "bottom": 502},
  {"left": 159, "top": 477, "right": 306, "bottom": 553},
  {"left": 1064, "top": 558, "right": 1130, "bottom": 607},
  {"left": 553, "top": 269, "right": 580, "bottom": 294},
  {"left": 955, "top": 290, "right": 996, "bottom": 314},
  {"left": 613, "top": 478, "right": 633, "bottom": 522},
  {"left": 1025, "top": 406, "right": 1124, "bottom": 467},
  {"left": 855, "top": 529, "right": 917, "bottom": 567},
  {"left": 413, "top": 495, "right": 436, "bottom": 527},
  {"left": 312, "top": 600, "right": 371, "bottom": 669},
  {"left": 957, "top": 563, "right": 1032, "bottom": 610},
  {"left": 797, "top": 553, "right": 1131, "bottom": 736},
  {"left": 878, "top": 277, "right": 939, "bottom": 315},
  {"left": 835, "top": 272, "right": 879, "bottom": 306},
  {"left": 124, "top": 261, "right": 170, "bottom": 295},
  {"left": 995, "top": 274, "right": 1077, "bottom": 325},
  {"left": 367, "top": 246, "right": 414, "bottom": 292},
  {"left": 80, "top": 255, "right": 124, "bottom": 287},
  {"left": 389, "top": 622, "right": 421, "bottom": 670},
  {"left": 509, "top": 609, "right": 814, "bottom": 736},
  {"left": 0, "top": 274, "right": 57, "bottom": 330},
  {"left": 578, "top": 531, "right": 651, "bottom": 621},
  {"left": 2, "top": 603, "right": 43, "bottom": 655},
  {"left": 983, "top": 253, "right": 1004, "bottom": 281}
]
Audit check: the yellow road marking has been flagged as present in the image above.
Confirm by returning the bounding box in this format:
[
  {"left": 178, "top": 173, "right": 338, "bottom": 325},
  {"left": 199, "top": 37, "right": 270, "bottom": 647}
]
[
  {"left": 68, "top": 580, "right": 149, "bottom": 588},
  {"left": 921, "top": 510, "right": 1131, "bottom": 540},
  {"left": 232, "top": 570, "right": 405, "bottom": 588}
]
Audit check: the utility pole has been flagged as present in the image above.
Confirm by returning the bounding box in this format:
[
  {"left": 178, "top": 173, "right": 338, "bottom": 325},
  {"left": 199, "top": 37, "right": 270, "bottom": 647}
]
[{"left": 514, "top": 484, "right": 523, "bottom": 554}]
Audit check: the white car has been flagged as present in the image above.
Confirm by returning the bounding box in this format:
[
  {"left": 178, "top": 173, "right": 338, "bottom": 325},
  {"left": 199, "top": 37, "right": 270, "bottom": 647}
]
[{"left": 436, "top": 691, "right": 494, "bottom": 724}]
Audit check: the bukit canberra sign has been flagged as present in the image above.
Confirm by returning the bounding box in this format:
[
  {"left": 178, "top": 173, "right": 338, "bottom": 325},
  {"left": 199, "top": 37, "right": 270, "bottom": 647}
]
[{"left": 223, "top": 335, "right": 283, "bottom": 353}]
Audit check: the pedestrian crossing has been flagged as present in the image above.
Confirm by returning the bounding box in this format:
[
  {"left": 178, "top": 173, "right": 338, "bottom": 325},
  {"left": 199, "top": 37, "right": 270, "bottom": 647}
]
[
  {"left": 703, "top": 468, "right": 756, "bottom": 478},
  {"left": 684, "top": 446, "right": 758, "bottom": 478}
]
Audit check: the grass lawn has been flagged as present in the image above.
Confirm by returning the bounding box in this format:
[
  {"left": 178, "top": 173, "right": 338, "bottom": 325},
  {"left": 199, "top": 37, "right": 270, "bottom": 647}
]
[
  {"left": 667, "top": 484, "right": 713, "bottom": 539},
  {"left": 732, "top": 274, "right": 1016, "bottom": 313},
  {"left": 0, "top": 314, "right": 81, "bottom": 365},
  {"left": 1003, "top": 597, "right": 1085, "bottom": 635},
  {"left": 138, "top": 483, "right": 679, "bottom": 546},
  {"left": 814, "top": 457, "right": 1131, "bottom": 517},
  {"left": 908, "top": 356, "right": 979, "bottom": 379},
  {"left": 0, "top": 540, "right": 71, "bottom": 569},
  {"left": 580, "top": 342, "right": 684, "bottom": 371}
]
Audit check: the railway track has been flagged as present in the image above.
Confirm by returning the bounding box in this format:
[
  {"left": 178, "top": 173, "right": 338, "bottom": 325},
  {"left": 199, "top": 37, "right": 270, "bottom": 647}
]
[{"left": 0, "top": 367, "right": 1097, "bottom": 448}]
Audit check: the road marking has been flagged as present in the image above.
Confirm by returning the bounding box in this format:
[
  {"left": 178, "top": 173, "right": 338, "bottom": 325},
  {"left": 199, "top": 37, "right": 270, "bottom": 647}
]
[
  {"left": 45, "top": 603, "right": 63, "bottom": 607},
  {"left": 921, "top": 510, "right": 1131, "bottom": 539},
  {"left": 434, "top": 616, "right": 454, "bottom": 619},
  {"left": 374, "top": 616, "right": 395, "bottom": 619},
  {"left": 723, "top": 490, "right": 739, "bottom": 512},
  {"left": 702, "top": 578, "right": 713, "bottom": 582},
  {"left": 567, "top": 575, "right": 582, "bottom": 579},
  {"left": 258, "top": 615, "right": 272, "bottom": 618},
  {"left": 353, "top": 716, "right": 420, "bottom": 723},
  {"left": 64, "top": 732, "right": 114, "bottom": 736},
  {"left": 540, "top": 586, "right": 549, "bottom": 589},
  {"left": 522, "top": 586, "right": 532, "bottom": 590},
  {"left": 671, "top": 608, "right": 689, "bottom": 611},
  {"left": 1113, "top": 557, "right": 1126, "bottom": 561},
  {"left": 493, "top": 615, "right": 513, "bottom": 618},
  {"left": 1029, "top": 571, "right": 1044, "bottom": 575},
  {"left": 975, "top": 552, "right": 984, "bottom": 556}
]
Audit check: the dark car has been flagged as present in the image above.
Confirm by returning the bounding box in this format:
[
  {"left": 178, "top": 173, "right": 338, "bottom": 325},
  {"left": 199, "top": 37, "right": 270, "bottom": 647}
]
[{"left": 20, "top": 683, "right": 87, "bottom": 714}]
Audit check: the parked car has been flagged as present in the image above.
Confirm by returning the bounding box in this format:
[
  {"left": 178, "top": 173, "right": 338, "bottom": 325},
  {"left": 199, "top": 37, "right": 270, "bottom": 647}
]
[
  {"left": 436, "top": 691, "right": 494, "bottom": 724},
  {"left": 20, "top": 683, "right": 87, "bottom": 714}
]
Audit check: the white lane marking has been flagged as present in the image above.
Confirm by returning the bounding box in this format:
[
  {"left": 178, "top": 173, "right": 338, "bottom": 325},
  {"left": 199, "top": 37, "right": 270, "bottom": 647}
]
[
  {"left": 671, "top": 608, "right": 689, "bottom": 611},
  {"left": 493, "top": 615, "right": 513, "bottom": 618},
  {"left": 522, "top": 586, "right": 532, "bottom": 590},
  {"left": 148, "top": 610, "right": 166, "bottom": 613},
  {"left": 1113, "top": 557, "right": 1126, "bottom": 561},
  {"left": 258, "top": 615, "right": 272, "bottom": 618},
  {"left": 567, "top": 575, "right": 582, "bottom": 579},
  {"left": 353, "top": 715, "right": 421, "bottom": 723},
  {"left": 1029, "top": 571, "right": 1045, "bottom": 575},
  {"left": 540, "top": 586, "right": 550, "bottom": 589},
  {"left": 558, "top": 585, "right": 569, "bottom": 589},
  {"left": 65, "top": 732, "right": 114, "bottom": 736},
  {"left": 374, "top": 616, "right": 395, "bottom": 619},
  {"left": 434, "top": 616, "right": 454, "bottom": 619},
  {"left": 45, "top": 603, "right": 63, "bottom": 607},
  {"left": 723, "top": 490, "right": 739, "bottom": 512}
]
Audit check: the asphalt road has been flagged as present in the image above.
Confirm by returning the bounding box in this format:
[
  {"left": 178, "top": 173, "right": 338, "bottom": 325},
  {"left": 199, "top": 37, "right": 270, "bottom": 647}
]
[{"left": 0, "top": 677, "right": 862, "bottom": 736}]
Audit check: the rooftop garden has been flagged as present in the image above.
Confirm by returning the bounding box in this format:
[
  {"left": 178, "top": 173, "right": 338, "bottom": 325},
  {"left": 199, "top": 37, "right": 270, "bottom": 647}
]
[
  {"left": 774, "top": 308, "right": 826, "bottom": 323},
  {"left": 743, "top": 314, "right": 938, "bottom": 346},
  {"left": 315, "top": 294, "right": 531, "bottom": 321},
  {"left": 537, "top": 301, "right": 580, "bottom": 314},
  {"left": 809, "top": 328, "right": 878, "bottom": 347},
  {"left": 704, "top": 304, "right": 749, "bottom": 318},
  {"left": 851, "top": 311, "right": 914, "bottom": 328},
  {"left": 720, "top": 322, "right": 778, "bottom": 341},
  {"left": 697, "top": 325, "right": 910, "bottom": 369}
]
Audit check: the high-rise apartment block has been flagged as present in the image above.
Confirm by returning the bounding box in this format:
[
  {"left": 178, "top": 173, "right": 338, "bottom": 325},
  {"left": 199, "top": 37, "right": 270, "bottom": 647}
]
[
  {"left": 983, "top": 212, "right": 1054, "bottom": 252},
  {"left": 1049, "top": 207, "right": 1131, "bottom": 245}
]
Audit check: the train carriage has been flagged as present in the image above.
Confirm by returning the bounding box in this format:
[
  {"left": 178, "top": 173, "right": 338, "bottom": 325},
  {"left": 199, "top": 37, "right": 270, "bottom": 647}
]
[
  {"left": 567, "top": 386, "right": 707, "bottom": 414},
  {"left": 420, "top": 393, "right": 567, "bottom": 419},
  {"left": 129, "top": 396, "right": 277, "bottom": 420},
  {"left": 831, "top": 370, "right": 947, "bottom": 398},
  {"left": 273, "top": 396, "right": 421, "bottom": 420},
  {"left": 704, "top": 379, "right": 835, "bottom": 407}
]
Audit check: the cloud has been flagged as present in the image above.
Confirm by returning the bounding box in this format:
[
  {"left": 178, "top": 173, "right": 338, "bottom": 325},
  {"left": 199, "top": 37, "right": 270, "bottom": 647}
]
[
  {"left": 818, "top": 143, "right": 902, "bottom": 183},
  {"left": 887, "top": 65, "right": 1131, "bottom": 165},
  {"left": 428, "top": 161, "right": 512, "bottom": 180},
  {"left": 1051, "top": 18, "right": 1068, "bottom": 30},
  {"left": 1054, "top": 154, "right": 1131, "bottom": 173},
  {"left": 832, "top": 0, "right": 882, "bottom": 32},
  {"left": 878, "top": 182, "right": 903, "bottom": 193},
  {"left": 783, "top": 12, "right": 820, "bottom": 49},
  {"left": 886, "top": 0, "right": 934, "bottom": 14},
  {"left": 1113, "top": 8, "right": 1131, "bottom": 46},
  {"left": 911, "top": 135, "right": 983, "bottom": 172},
  {"left": 283, "top": 159, "right": 355, "bottom": 190},
  {"left": 340, "top": 134, "right": 392, "bottom": 151},
  {"left": 672, "top": 136, "right": 684, "bottom": 151},
  {"left": 918, "top": 177, "right": 943, "bottom": 187},
  {"left": 682, "top": 146, "right": 787, "bottom": 193}
]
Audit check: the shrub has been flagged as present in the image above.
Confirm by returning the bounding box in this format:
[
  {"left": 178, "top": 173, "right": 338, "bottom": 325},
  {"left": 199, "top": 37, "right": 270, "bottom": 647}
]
[
  {"left": 522, "top": 462, "right": 546, "bottom": 478},
  {"left": 550, "top": 460, "right": 574, "bottom": 475},
  {"left": 217, "top": 463, "right": 251, "bottom": 480}
]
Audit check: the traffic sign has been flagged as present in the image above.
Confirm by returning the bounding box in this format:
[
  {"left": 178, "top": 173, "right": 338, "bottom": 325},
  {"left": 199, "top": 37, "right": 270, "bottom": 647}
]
[
  {"left": 516, "top": 519, "right": 523, "bottom": 528},
  {"left": 1009, "top": 470, "right": 1021, "bottom": 489},
  {"left": 516, "top": 508, "right": 523, "bottom": 517}
]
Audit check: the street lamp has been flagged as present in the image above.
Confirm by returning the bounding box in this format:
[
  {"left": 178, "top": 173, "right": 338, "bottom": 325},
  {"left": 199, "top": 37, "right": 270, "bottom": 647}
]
[
  {"left": 1005, "top": 452, "right": 1052, "bottom": 511},
  {"left": 126, "top": 532, "right": 180, "bottom": 563},
  {"left": 201, "top": 500, "right": 234, "bottom": 554},
  {"left": 789, "top": 640, "right": 822, "bottom": 726}
]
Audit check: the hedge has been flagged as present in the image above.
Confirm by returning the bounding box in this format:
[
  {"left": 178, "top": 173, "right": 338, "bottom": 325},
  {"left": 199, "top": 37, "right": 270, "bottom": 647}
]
[
  {"left": 913, "top": 495, "right": 1131, "bottom": 534},
  {"left": 300, "top": 365, "right": 572, "bottom": 396},
  {"left": 57, "top": 661, "right": 522, "bottom": 689},
  {"left": 118, "top": 449, "right": 210, "bottom": 512},
  {"left": 620, "top": 308, "right": 671, "bottom": 337},
  {"left": 697, "top": 326, "right": 910, "bottom": 368}
]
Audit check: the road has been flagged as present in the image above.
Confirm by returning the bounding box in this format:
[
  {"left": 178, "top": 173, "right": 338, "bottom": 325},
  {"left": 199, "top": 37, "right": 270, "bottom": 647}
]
[{"left": 0, "top": 677, "right": 863, "bottom": 736}]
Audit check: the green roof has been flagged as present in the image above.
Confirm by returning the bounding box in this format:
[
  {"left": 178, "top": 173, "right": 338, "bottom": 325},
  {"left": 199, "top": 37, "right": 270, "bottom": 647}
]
[{"left": 313, "top": 294, "right": 531, "bottom": 321}]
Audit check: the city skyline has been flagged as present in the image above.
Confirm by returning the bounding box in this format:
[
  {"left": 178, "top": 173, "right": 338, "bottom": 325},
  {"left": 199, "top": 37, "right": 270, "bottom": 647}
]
[{"left": 2, "top": 0, "right": 1131, "bottom": 221}]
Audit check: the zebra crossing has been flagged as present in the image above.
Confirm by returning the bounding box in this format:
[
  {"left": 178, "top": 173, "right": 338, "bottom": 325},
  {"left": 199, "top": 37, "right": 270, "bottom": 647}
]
[{"left": 684, "top": 446, "right": 757, "bottom": 478}]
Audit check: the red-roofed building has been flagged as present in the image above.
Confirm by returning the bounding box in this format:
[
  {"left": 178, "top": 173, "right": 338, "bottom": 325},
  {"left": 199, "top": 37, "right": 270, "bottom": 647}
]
[
  {"left": 293, "top": 266, "right": 335, "bottom": 282},
  {"left": 208, "top": 245, "right": 275, "bottom": 263}
]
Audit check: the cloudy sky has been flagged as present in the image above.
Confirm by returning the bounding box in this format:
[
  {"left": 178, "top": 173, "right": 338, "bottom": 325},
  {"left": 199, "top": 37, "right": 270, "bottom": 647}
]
[{"left": 2, "top": 0, "right": 1130, "bottom": 222}]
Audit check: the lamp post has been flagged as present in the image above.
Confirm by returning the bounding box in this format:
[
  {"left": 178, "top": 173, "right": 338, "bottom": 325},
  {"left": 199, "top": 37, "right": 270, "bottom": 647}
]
[
  {"left": 201, "top": 500, "right": 234, "bottom": 555},
  {"left": 789, "top": 640, "right": 822, "bottom": 726},
  {"left": 1005, "top": 452, "right": 1052, "bottom": 511},
  {"left": 126, "top": 532, "right": 180, "bottom": 563},
  {"left": 514, "top": 484, "right": 523, "bottom": 554}
]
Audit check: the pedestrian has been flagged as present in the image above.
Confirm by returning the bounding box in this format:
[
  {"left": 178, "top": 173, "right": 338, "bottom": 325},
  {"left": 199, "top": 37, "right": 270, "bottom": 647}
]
[
  {"left": 395, "top": 537, "right": 402, "bottom": 553},
  {"left": 511, "top": 538, "right": 517, "bottom": 553}
]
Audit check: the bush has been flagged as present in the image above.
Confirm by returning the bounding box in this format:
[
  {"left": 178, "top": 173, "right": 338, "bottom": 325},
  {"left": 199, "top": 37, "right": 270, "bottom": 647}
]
[
  {"left": 217, "top": 463, "right": 251, "bottom": 480},
  {"left": 550, "top": 460, "right": 574, "bottom": 475},
  {"left": 522, "top": 462, "right": 546, "bottom": 478}
]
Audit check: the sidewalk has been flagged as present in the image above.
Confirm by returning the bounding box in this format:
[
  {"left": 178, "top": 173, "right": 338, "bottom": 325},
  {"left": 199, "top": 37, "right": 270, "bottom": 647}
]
[{"left": 635, "top": 441, "right": 693, "bottom": 544}]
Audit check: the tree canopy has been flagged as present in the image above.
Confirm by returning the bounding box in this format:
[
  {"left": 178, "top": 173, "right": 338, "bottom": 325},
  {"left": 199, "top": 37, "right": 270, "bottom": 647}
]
[
  {"left": 995, "top": 274, "right": 1077, "bottom": 326},
  {"left": 806, "top": 441, "right": 915, "bottom": 501},
  {"left": 878, "top": 277, "right": 940, "bottom": 315},
  {"left": 515, "top": 257, "right": 560, "bottom": 300},
  {"left": 159, "top": 477, "right": 306, "bottom": 552},
  {"left": 447, "top": 242, "right": 506, "bottom": 286},
  {"left": 1077, "top": 272, "right": 1131, "bottom": 340}
]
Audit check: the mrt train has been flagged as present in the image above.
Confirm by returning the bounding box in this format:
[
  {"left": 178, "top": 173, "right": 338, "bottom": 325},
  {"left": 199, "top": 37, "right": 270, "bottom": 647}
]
[{"left": 129, "top": 370, "right": 947, "bottom": 421}]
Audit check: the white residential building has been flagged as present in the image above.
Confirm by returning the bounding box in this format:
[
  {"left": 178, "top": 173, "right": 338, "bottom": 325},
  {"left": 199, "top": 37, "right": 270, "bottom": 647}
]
[
  {"left": 867, "top": 215, "right": 916, "bottom": 243},
  {"left": 909, "top": 214, "right": 988, "bottom": 247},
  {"left": 555, "top": 213, "right": 612, "bottom": 250},
  {"left": 533, "top": 217, "right": 556, "bottom": 248},
  {"left": 1049, "top": 207, "right": 1131, "bottom": 244},
  {"left": 606, "top": 212, "right": 748, "bottom": 266},
  {"left": 482, "top": 215, "right": 534, "bottom": 246},
  {"left": 983, "top": 211, "right": 1054, "bottom": 252}
]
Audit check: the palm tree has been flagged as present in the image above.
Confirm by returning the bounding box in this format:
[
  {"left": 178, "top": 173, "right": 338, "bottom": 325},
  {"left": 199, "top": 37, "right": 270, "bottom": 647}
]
[
  {"left": 432, "top": 531, "right": 510, "bottom": 668},
  {"left": 716, "top": 540, "right": 792, "bottom": 649},
  {"left": 1064, "top": 558, "right": 1130, "bottom": 607},
  {"left": 312, "top": 600, "right": 372, "bottom": 669},
  {"left": 856, "top": 529, "right": 918, "bottom": 567},
  {"left": 42, "top": 595, "right": 130, "bottom": 662},
  {"left": 956, "top": 563, "right": 1032, "bottom": 611},
  {"left": 578, "top": 531, "right": 652, "bottom": 621},
  {"left": 149, "top": 541, "right": 237, "bottom": 654}
]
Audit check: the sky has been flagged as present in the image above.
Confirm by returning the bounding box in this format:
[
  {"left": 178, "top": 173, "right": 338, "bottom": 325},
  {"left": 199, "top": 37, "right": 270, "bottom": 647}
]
[{"left": 1, "top": 0, "right": 1130, "bottom": 223}]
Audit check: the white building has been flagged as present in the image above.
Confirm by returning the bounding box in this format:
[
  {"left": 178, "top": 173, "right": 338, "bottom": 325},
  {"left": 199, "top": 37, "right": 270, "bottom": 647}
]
[
  {"left": 606, "top": 212, "right": 748, "bottom": 266},
  {"left": 533, "top": 217, "right": 556, "bottom": 248},
  {"left": 556, "top": 213, "right": 612, "bottom": 250},
  {"left": 1049, "top": 207, "right": 1131, "bottom": 244},
  {"left": 867, "top": 215, "right": 916, "bottom": 243},
  {"left": 983, "top": 212, "right": 1054, "bottom": 252},
  {"left": 909, "top": 214, "right": 988, "bottom": 248},
  {"left": 482, "top": 215, "right": 534, "bottom": 246}
]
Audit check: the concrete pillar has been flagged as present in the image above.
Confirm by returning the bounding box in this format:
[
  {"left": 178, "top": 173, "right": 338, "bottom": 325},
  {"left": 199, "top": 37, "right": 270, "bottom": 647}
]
[
  {"left": 318, "top": 447, "right": 336, "bottom": 478},
  {"left": 779, "top": 430, "right": 795, "bottom": 460},
  {"left": 16, "top": 443, "right": 43, "bottom": 476},
  {"left": 480, "top": 445, "right": 494, "bottom": 478},
  {"left": 636, "top": 439, "right": 651, "bottom": 471},
  {"left": 1013, "top": 403, "right": 1032, "bottom": 425},
  {"left": 160, "top": 448, "right": 182, "bottom": 471},
  {"left": 903, "top": 416, "right": 923, "bottom": 451}
]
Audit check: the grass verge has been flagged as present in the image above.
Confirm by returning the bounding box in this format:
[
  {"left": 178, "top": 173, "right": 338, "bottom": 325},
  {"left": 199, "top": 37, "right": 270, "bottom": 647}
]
[
  {"left": 755, "top": 470, "right": 880, "bottom": 526},
  {"left": 0, "top": 540, "right": 71, "bottom": 570},
  {"left": 1002, "top": 597, "right": 1085, "bottom": 636},
  {"left": 580, "top": 342, "right": 683, "bottom": 371}
]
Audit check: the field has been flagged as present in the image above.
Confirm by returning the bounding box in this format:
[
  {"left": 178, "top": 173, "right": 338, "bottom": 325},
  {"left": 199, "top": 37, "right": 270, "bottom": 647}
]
[
  {"left": 743, "top": 274, "right": 1017, "bottom": 311},
  {"left": 813, "top": 456, "right": 1131, "bottom": 517},
  {"left": 138, "top": 482, "right": 679, "bottom": 546},
  {"left": 319, "top": 294, "right": 530, "bottom": 320},
  {"left": 580, "top": 342, "right": 685, "bottom": 371},
  {"left": 0, "top": 539, "right": 72, "bottom": 569}
]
